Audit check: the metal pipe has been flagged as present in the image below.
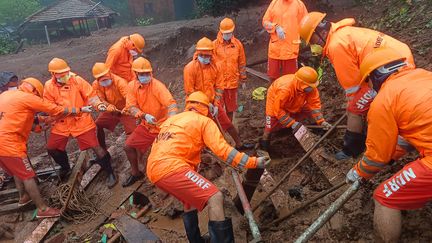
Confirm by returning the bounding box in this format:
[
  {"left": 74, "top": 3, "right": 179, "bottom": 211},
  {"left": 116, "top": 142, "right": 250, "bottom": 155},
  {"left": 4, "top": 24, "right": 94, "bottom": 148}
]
[
  {"left": 295, "top": 180, "right": 361, "bottom": 243},
  {"left": 252, "top": 113, "right": 347, "bottom": 212},
  {"left": 231, "top": 169, "right": 262, "bottom": 242}
]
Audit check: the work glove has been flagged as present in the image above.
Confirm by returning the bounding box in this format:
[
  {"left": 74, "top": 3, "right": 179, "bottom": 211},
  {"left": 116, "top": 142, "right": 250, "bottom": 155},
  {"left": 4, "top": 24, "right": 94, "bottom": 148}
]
[
  {"left": 81, "top": 105, "right": 93, "bottom": 113},
  {"left": 97, "top": 103, "right": 107, "bottom": 112},
  {"left": 144, "top": 113, "right": 157, "bottom": 125},
  {"left": 275, "top": 25, "right": 285, "bottom": 40},
  {"left": 209, "top": 104, "right": 219, "bottom": 117},
  {"left": 256, "top": 156, "right": 271, "bottom": 169},
  {"left": 346, "top": 168, "right": 362, "bottom": 184},
  {"left": 291, "top": 121, "right": 302, "bottom": 134},
  {"left": 106, "top": 104, "right": 117, "bottom": 113},
  {"left": 321, "top": 121, "right": 332, "bottom": 130}
]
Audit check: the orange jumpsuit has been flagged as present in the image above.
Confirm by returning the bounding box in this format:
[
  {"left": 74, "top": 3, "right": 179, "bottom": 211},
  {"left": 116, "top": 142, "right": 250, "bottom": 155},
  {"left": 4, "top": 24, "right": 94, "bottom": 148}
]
[
  {"left": 184, "top": 56, "right": 233, "bottom": 130},
  {"left": 353, "top": 68, "right": 432, "bottom": 210},
  {"left": 44, "top": 73, "right": 101, "bottom": 151},
  {"left": 213, "top": 32, "right": 246, "bottom": 112},
  {"left": 92, "top": 73, "right": 136, "bottom": 134},
  {"left": 265, "top": 74, "right": 324, "bottom": 132},
  {"left": 147, "top": 111, "right": 258, "bottom": 211},
  {"left": 0, "top": 90, "right": 65, "bottom": 179},
  {"left": 106, "top": 36, "right": 136, "bottom": 82}
]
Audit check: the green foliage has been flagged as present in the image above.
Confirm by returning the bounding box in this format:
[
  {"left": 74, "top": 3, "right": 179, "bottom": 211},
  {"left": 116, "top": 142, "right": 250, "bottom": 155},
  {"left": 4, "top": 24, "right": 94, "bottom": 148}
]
[
  {"left": 136, "top": 17, "right": 154, "bottom": 26},
  {"left": 195, "top": 0, "right": 258, "bottom": 17},
  {"left": 0, "top": 36, "right": 17, "bottom": 55},
  {"left": 101, "top": 0, "right": 133, "bottom": 25},
  {"left": 0, "top": 0, "right": 41, "bottom": 25}
]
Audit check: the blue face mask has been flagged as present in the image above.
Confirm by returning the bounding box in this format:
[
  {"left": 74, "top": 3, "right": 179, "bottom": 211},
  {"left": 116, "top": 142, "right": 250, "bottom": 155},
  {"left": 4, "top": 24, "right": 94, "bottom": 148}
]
[
  {"left": 222, "top": 33, "right": 233, "bottom": 41},
  {"left": 198, "top": 55, "right": 211, "bottom": 65},
  {"left": 100, "top": 79, "right": 112, "bottom": 87},
  {"left": 138, "top": 74, "right": 151, "bottom": 84}
]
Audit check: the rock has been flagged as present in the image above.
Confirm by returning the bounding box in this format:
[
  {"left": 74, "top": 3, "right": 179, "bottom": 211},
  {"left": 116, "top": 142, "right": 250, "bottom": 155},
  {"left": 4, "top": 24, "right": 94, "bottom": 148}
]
[{"left": 140, "top": 216, "right": 151, "bottom": 224}]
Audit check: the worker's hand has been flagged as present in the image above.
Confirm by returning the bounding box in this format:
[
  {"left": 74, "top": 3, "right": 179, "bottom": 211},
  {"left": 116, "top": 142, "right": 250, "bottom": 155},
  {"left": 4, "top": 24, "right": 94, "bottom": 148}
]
[
  {"left": 80, "top": 105, "right": 93, "bottom": 113},
  {"left": 256, "top": 156, "right": 271, "bottom": 169},
  {"left": 121, "top": 108, "right": 131, "bottom": 116},
  {"left": 106, "top": 104, "right": 117, "bottom": 113},
  {"left": 291, "top": 121, "right": 302, "bottom": 134},
  {"left": 144, "top": 113, "right": 157, "bottom": 125},
  {"left": 275, "top": 25, "right": 285, "bottom": 40},
  {"left": 209, "top": 104, "right": 219, "bottom": 117},
  {"left": 321, "top": 121, "right": 332, "bottom": 130},
  {"left": 346, "top": 168, "right": 362, "bottom": 184},
  {"left": 97, "top": 103, "right": 107, "bottom": 112}
]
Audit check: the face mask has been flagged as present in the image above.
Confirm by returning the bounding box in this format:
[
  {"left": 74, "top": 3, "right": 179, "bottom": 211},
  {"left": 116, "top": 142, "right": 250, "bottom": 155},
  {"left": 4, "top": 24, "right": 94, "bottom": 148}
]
[
  {"left": 100, "top": 79, "right": 112, "bottom": 87},
  {"left": 129, "top": 50, "right": 138, "bottom": 57},
  {"left": 310, "top": 44, "right": 323, "bottom": 56},
  {"left": 223, "top": 33, "right": 233, "bottom": 41},
  {"left": 56, "top": 73, "right": 70, "bottom": 84},
  {"left": 138, "top": 75, "right": 151, "bottom": 84},
  {"left": 8, "top": 86, "right": 17, "bottom": 91},
  {"left": 303, "top": 87, "right": 313, "bottom": 93},
  {"left": 198, "top": 55, "right": 211, "bottom": 65}
]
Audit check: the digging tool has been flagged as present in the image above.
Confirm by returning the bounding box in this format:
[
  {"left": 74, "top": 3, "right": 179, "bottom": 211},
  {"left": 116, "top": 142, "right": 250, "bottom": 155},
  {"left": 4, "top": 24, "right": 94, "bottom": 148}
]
[
  {"left": 261, "top": 180, "right": 346, "bottom": 231},
  {"left": 295, "top": 180, "right": 361, "bottom": 243},
  {"left": 252, "top": 113, "right": 347, "bottom": 212}
]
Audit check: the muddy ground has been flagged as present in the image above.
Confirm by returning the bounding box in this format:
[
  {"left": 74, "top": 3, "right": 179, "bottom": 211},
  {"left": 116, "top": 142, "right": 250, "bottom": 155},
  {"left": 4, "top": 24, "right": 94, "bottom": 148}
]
[{"left": 1, "top": 0, "right": 431, "bottom": 242}]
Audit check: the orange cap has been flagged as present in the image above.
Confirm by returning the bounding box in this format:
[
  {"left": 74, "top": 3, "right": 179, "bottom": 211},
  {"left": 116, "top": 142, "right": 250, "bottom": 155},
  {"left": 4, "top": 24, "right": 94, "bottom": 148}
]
[
  {"left": 48, "top": 58, "right": 70, "bottom": 73},
  {"left": 299, "top": 12, "right": 327, "bottom": 44},
  {"left": 359, "top": 47, "right": 406, "bottom": 83},
  {"left": 186, "top": 91, "right": 210, "bottom": 106},
  {"left": 295, "top": 66, "right": 319, "bottom": 87},
  {"left": 220, "top": 18, "right": 235, "bottom": 33},
  {"left": 22, "top": 77, "right": 44, "bottom": 97},
  {"left": 92, "top": 62, "right": 110, "bottom": 79},
  {"left": 132, "top": 57, "right": 152, "bottom": 73}
]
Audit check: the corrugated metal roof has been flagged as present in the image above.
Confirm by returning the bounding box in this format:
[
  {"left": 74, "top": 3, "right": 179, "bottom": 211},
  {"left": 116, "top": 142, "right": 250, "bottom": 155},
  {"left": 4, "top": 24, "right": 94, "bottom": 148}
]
[{"left": 27, "top": 0, "right": 117, "bottom": 23}]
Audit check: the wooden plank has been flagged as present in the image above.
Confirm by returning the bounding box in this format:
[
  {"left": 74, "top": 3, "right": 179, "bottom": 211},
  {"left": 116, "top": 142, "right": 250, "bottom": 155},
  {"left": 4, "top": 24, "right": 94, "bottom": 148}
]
[
  {"left": 0, "top": 188, "right": 18, "bottom": 199},
  {"left": 115, "top": 215, "right": 160, "bottom": 242},
  {"left": 24, "top": 217, "right": 59, "bottom": 243},
  {"left": 260, "top": 169, "right": 291, "bottom": 215},
  {"left": 246, "top": 67, "right": 270, "bottom": 82}
]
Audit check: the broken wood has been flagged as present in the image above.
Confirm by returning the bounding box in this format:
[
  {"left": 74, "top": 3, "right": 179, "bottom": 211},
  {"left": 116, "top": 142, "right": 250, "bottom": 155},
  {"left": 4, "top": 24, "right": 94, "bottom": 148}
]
[
  {"left": 113, "top": 215, "right": 160, "bottom": 242},
  {"left": 23, "top": 217, "right": 58, "bottom": 243},
  {"left": 246, "top": 67, "right": 270, "bottom": 82},
  {"left": 62, "top": 151, "right": 89, "bottom": 212}
]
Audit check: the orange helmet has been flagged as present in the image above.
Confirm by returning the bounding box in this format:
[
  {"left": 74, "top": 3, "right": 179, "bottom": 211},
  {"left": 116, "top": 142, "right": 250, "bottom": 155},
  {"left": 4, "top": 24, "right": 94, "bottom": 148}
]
[
  {"left": 359, "top": 47, "right": 406, "bottom": 83},
  {"left": 22, "top": 77, "right": 44, "bottom": 97},
  {"left": 299, "top": 12, "right": 327, "bottom": 44},
  {"left": 48, "top": 58, "right": 70, "bottom": 73},
  {"left": 196, "top": 37, "right": 214, "bottom": 51},
  {"left": 295, "top": 66, "right": 319, "bottom": 87},
  {"left": 132, "top": 57, "right": 152, "bottom": 73},
  {"left": 130, "top": 33, "right": 145, "bottom": 53},
  {"left": 220, "top": 18, "right": 235, "bottom": 33},
  {"left": 92, "top": 62, "right": 110, "bottom": 79},
  {"left": 186, "top": 91, "right": 210, "bottom": 106}
]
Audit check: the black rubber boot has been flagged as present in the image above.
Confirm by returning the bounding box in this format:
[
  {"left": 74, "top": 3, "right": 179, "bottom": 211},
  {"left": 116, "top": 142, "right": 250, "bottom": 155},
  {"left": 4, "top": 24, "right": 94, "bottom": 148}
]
[
  {"left": 233, "top": 168, "right": 264, "bottom": 215},
  {"left": 97, "top": 153, "right": 117, "bottom": 188},
  {"left": 122, "top": 172, "right": 144, "bottom": 187},
  {"left": 208, "top": 218, "right": 234, "bottom": 243},
  {"left": 339, "top": 130, "right": 366, "bottom": 159},
  {"left": 182, "top": 210, "right": 204, "bottom": 243},
  {"left": 47, "top": 149, "right": 70, "bottom": 180}
]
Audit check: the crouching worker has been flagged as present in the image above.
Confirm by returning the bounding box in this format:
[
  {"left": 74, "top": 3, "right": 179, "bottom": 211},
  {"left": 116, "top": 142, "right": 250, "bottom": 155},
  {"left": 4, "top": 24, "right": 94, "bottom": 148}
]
[
  {"left": 0, "top": 78, "right": 73, "bottom": 218},
  {"left": 146, "top": 91, "right": 271, "bottom": 243}
]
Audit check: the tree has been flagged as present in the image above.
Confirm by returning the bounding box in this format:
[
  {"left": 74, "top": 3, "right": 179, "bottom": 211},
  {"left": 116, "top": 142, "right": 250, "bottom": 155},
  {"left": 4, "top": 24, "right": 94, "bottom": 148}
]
[{"left": 0, "top": 0, "right": 41, "bottom": 25}]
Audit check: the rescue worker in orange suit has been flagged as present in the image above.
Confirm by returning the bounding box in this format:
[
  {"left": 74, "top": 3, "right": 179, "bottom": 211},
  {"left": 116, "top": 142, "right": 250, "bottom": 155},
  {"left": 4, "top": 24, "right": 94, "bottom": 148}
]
[
  {"left": 147, "top": 91, "right": 271, "bottom": 243},
  {"left": 0, "top": 78, "right": 74, "bottom": 218},
  {"left": 122, "top": 57, "right": 178, "bottom": 187},
  {"left": 44, "top": 58, "right": 117, "bottom": 188},
  {"left": 105, "top": 33, "right": 145, "bottom": 82},
  {"left": 262, "top": 0, "right": 308, "bottom": 81},
  {"left": 213, "top": 18, "right": 247, "bottom": 121},
  {"left": 91, "top": 62, "right": 137, "bottom": 149},
  {"left": 233, "top": 67, "right": 331, "bottom": 214},
  {"left": 345, "top": 47, "right": 432, "bottom": 242},
  {"left": 0, "top": 72, "right": 19, "bottom": 93},
  {"left": 184, "top": 37, "right": 252, "bottom": 150},
  {"left": 299, "top": 12, "right": 415, "bottom": 160}
]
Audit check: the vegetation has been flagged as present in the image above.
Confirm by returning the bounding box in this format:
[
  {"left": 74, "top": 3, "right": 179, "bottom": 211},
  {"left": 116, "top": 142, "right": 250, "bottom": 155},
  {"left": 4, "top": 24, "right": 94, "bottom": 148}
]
[
  {"left": 0, "top": 0, "right": 40, "bottom": 25},
  {"left": 195, "top": 0, "right": 260, "bottom": 17},
  {"left": 0, "top": 36, "right": 17, "bottom": 55},
  {"left": 136, "top": 17, "right": 154, "bottom": 26}
]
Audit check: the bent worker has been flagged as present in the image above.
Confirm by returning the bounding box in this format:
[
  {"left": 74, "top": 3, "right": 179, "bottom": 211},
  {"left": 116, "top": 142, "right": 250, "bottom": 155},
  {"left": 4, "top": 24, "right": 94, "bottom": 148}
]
[
  {"left": 0, "top": 71, "right": 19, "bottom": 93},
  {"left": 105, "top": 33, "right": 145, "bottom": 82},
  {"left": 213, "top": 18, "right": 247, "bottom": 121},
  {"left": 122, "top": 57, "right": 177, "bottom": 187},
  {"left": 184, "top": 37, "right": 252, "bottom": 150},
  {"left": 44, "top": 58, "right": 117, "bottom": 188},
  {"left": 91, "top": 62, "right": 137, "bottom": 149},
  {"left": 345, "top": 47, "right": 430, "bottom": 242},
  {"left": 262, "top": 0, "right": 308, "bottom": 81},
  {"left": 0, "top": 78, "right": 72, "bottom": 218},
  {"left": 147, "top": 91, "right": 271, "bottom": 243},
  {"left": 299, "top": 12, "right": 415, "bottom": 160}
]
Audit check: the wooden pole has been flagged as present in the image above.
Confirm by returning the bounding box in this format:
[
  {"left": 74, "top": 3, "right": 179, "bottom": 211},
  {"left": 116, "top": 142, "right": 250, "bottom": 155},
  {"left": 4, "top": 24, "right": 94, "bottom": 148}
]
[{"left": 44, "top": 25, "right": 51, "bottom": 46}]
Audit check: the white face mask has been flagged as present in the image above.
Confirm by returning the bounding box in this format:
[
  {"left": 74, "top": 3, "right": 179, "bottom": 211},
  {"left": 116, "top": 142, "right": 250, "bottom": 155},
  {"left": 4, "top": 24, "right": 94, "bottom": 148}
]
[
  {"left": 8, "top": 86, "right": 17, "bottom": 91},
  {"left": 222, "top": 33, "right": 233, "bottom": 41},
  {"left": 129, "top": 50, "right": 138, "bottom": 57},
  {"left": 138, "top": 74, "right": 151, "bottom": 84},
  {"left": 100, "top": 79, "right": 112, "bottom": 87},
  {"left": 198, "top": 55, "right": 211, "bottom": 65},
  {"left": 56, "top": 72, "right": 70, "bottom": 84}
]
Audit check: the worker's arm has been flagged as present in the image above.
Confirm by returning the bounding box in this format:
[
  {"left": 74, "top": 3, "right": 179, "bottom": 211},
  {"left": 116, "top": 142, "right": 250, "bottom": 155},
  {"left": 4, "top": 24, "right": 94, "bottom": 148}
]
[
  {"left": 353, "top": 96, "right": 398, "bottom": 179},
  {"left": 105, "top": 47, "right": 119, "bottom": 69},
  {"left": 203, "top": 119, "right": 257, "bottom": 169},
  {"left": 238, "top": 41, "right": 247, "bottom": 81},
  {"left": 213, "top": 64, "right": 224, "bottom": 106},
  {"left": 125, "top": 82, "right": 142, "bottom": 117},
  {"left": 262, "top": 0, "right": 277, "bottom": 33},
  {"left": 80, "top": 77, "right": 104, "bottom": 110},
  {"left": 274, "top": 90, "right": 296, "bottom": 128},
  {"left": 92, "top": 81, "right": 108, "bottom": 104},
  {"left": 28, "top": 95, "right": 66, "bottom": 117},
  {"left": 183, "top": 62, "right": 196, "bottom": 97},
  {"left": 306, "top": 89, "right": 325, "bottom": 125},
  {"left": 155, "top": 81, "right": 178, "bottom": 117}
]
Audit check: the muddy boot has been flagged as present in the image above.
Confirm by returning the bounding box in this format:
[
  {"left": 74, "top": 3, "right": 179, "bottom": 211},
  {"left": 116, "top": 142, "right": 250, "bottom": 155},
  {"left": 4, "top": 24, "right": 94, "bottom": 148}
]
[
  {"left": 97, "top": 153, "right": 117, "bottom": 188},
  {"left": 47, "top": 149, "right": 70, "bottom": 180},
  {"left": 233, "top": 168, "right": 264, "bottom": 215},
  {"left": 335, "top": 130, "right": 366, "bottom": 160},
  {"left": 208, "top": 218, "right": 234, "bottom": 243},
  {"left": 122, "top": 172, "right": 144, "bottom": 187},
  {"left": 182, "top": 210, "right": 204, "bottom": 243}
]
